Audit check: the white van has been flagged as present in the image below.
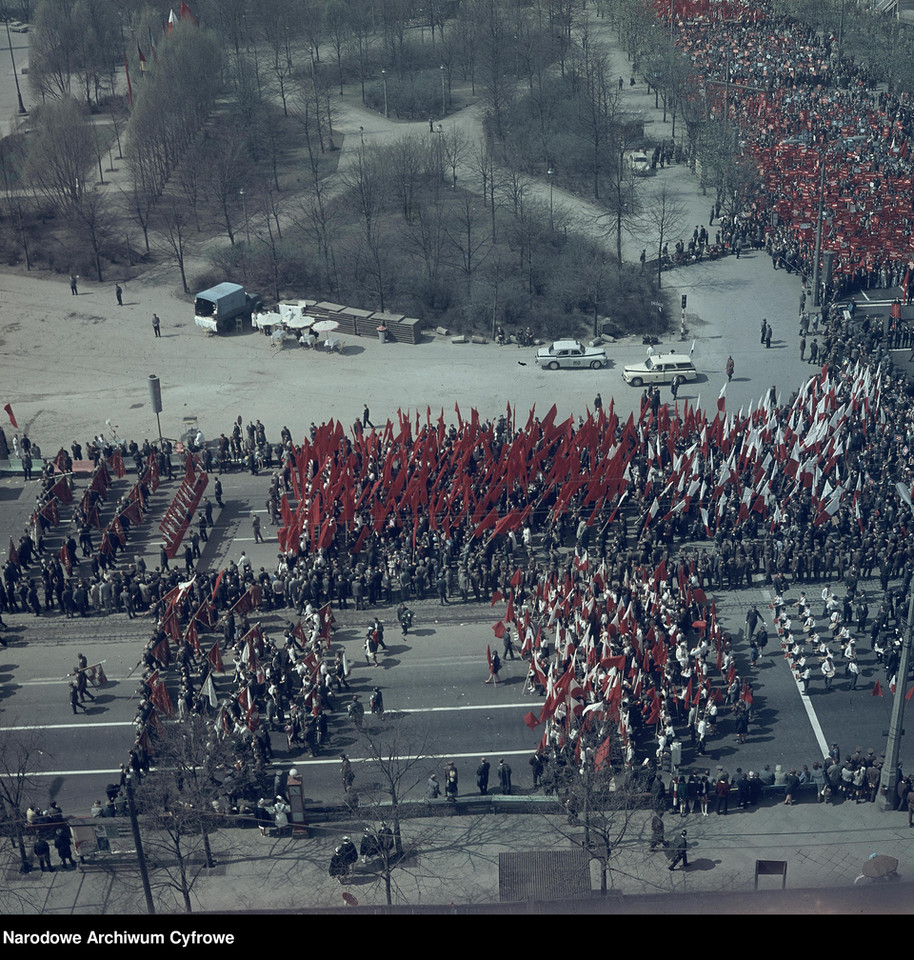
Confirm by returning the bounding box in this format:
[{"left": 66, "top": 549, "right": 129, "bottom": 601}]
[{"left": 622, "top": 353, "right": 697, "bottom": 386}]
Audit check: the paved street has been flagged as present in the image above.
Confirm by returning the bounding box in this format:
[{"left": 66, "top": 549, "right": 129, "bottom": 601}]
[{"left": 4, "top": 456, "right": 914, "bottom": 819}]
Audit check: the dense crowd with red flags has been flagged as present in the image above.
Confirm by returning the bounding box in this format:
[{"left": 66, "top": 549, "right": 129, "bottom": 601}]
[
  {"left": 118, "top": 340, "right": 914, "bottom": 799},
  {"left": 4, "top": 319, "right": 914, "bottom": 810},
  {"left": 653, "top": 0, "right": 914, "bottom": 301}
]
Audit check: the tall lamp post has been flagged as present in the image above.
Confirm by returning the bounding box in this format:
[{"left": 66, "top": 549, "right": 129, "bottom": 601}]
[
  {"left": 547, "top": 167, "right": 554, "bottom": 232},
  {"left": 381, "top": 69, "right": 389, "bottom": 119},
  {"left": 440, "top": 64, "right": 446, "bottom": 119},
  {"left": 239, "top": 187, "right": 250, "bottom": 246},
  {"left": 5, "top": 20, "right": 26, "bottom": 115},
  {"left": 879, "top": 481, "right": 914, "bottom": 810}
]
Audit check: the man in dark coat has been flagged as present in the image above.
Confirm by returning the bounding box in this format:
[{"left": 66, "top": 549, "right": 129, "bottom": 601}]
[
  {"left": 34, "top": 837, "right": 53, "bottom": 871},
  {"left": 498, "top": 758, "right": 512, "bottom": 794},
  {"left": 649, "top": 812, "right": 666, "bottom": 851},
  {"left": 54, "top": 828, "right": 76, "bottom": 868},
  {"left": 476, "top": 757, "right": 490, "bottom": 795},
  {"left": 668, "top": 830, "right": 689, "bottom": 871}
]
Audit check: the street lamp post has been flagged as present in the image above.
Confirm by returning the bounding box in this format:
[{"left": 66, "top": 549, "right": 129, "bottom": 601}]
[
  {"left": 239, "top": 188, "right": 250, "bottom": 246},
  {"left": 440, "top": 64, "right": 446, "bottom": 119},
  {"left": 124, "top": 774, "right": 156, "bottom": 915},
  {"left": 547, "top": 167, "right": 554, "bottom": 232},
  {"left": 381, "top": 69, "right": 389, "bottom": 119},
  {"left": 5, "top": 20, "right": 26, "bottom": 115},
  {"left": 811, "top": 152, "right": 828, "bottom": 307},
  {"left": 879, "top": 482, "right": 914, "bottom": 810}
]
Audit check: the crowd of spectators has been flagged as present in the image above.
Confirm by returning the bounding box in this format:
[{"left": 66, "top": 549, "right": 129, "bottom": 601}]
[{"left": 655, "top": 0, "right": 913, "bottom": 303}]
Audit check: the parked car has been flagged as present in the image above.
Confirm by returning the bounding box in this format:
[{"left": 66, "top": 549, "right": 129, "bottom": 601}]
[
  {"left": 622, "top": 353, "right": 697, "bottom": 386},
  {"left": 535, "top": 339, "right": 608, "bottom": 370},
  {"left": 625, "top": 150, "right": 650, "bottom": 176}
]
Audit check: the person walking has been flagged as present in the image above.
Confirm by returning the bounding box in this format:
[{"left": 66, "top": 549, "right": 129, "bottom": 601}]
[
  {"left": 364, "top": 630, "right": 379, "bottom": 667},
  {"left": 649, "top": 812, "right": 667, "bottom": 851},
  {"left": 362, "top": 404, "right": 373, "bottom": 429},
  {"left": 70, "top": 275, "right": 78, "bottom": 295},
  {"left": 115, "top": 283, "right": 123, "bottom": 306},
  {"left": 152, "top": 314, "right": 161, "bottom": 338},
  {"left": 765, "top": 323, "right": 773, "bottom": 349},
  {"left": 347, "top": 695, "right": 364, "bottom": 729},
  {"left": 848, "top": 659, "right": 860, "bottom": 690},
  {"left": 760, "top": 318, "right": 767, "bottom": 345},
  {"left": 484, "top": 650, "right": 501, "bottom": 684},
  {"left": 809, "top": 338, "right": 819, "bottom": 364},
  {"left": 251, "top": 511, "right": 264, "bottom": 543},
  {"left": 69, "top": 682, "right": 87, "bottom": 714},
  {"left": 340, "top": 754, "right": 354, "bottom": 794},
  {"left": 725, "top": 355, "right": 734, "bottom": 381},
  {"left": 668, "top": 830, "right": 689, "bottom": 871},
  {"left": 75, "top": 666, "right": 96, "bottom": 703}
]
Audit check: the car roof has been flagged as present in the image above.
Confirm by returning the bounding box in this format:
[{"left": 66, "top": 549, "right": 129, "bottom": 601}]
[
  {"left": 625, "top": 353, "right": 694, "bottom": 369},
  {"left": 549, "top": 340, "right": 585, "bottom": 350},
  {"left": 650, "top": 353, "right": 693, "bottom": 363}
]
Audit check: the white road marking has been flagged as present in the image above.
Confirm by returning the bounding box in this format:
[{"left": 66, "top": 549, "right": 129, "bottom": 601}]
[{"left": 761, "top": 588, "right": 829, "bottom": 757}]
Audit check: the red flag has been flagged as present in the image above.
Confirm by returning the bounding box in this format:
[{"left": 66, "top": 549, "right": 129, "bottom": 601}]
[
  {"left": 523, "top": 711, "right": 541, "bottom": 730},
  {"left": 492, "top": 621, "right": 505, "bottom": 638},
  {"left": 872, "top": 680, "right": 883, "bottom": 697},
  {"left": 593, "top": 737, "right": 612, "bottom": 770},
  {"left": 180, "top": 0, "right": 199, "bottom": 25},
  {"left": 8, "top": 537, "right": 18, "bottom": 565},
  {"left": 3, "top": 404, "right": 17, "bottom": 429},
  {"left": 207, "top": 641, "right": 225, "bottom": 673}
]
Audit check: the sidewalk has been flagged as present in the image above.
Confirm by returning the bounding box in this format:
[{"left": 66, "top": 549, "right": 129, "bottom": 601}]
[{"left": 4, "top": 788, "right": 912, "bottom": 915}]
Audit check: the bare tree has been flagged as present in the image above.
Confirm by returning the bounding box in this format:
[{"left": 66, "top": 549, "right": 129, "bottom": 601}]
[
  {"left": 0, "top": 137, "right": 33, "bottom": 269},
  {"left": 133, "top": 714, "right": 239, "bottom": 913},
  {"left": 636, "top": 182, "right": 688, "bottom": 288},
  {"left": 0, "top": 728, "right": 48, "bottom": 875},
  {"left": 546, "top": 747, "right": 646, "bottom": 895},
  {"left": 341, "top": 147, "right": 390, "bottom": 310},
  {"left": 23, "top": 95, "right": 95, "bottom": 216},
  {"left": 69, "top": 185, "right": 113, "bottom": 281},
  {"left": 352, "top": 713, "right": 439, "bottom": 906},
  {"left": 158, "top": 199, "right": 193, "bottom": 294}
]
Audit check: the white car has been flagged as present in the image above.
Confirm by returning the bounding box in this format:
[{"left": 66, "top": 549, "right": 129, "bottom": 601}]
[
  {"left": 622, "top": 353, "right": 697, "bottom": 386},
  {"left": 625, "top": 151, "right": 650, "bottom": 176},
  {"left": 535, "top": 339, "right": 608, "bottom": 370}
]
